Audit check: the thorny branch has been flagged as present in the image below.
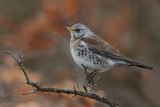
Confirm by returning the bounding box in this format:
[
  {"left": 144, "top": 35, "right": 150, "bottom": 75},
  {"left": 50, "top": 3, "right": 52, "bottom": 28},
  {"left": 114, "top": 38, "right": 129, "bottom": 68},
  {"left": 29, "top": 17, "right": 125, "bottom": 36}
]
[{"left": 4, "top": 51, "right": 119, "bottom": 107}]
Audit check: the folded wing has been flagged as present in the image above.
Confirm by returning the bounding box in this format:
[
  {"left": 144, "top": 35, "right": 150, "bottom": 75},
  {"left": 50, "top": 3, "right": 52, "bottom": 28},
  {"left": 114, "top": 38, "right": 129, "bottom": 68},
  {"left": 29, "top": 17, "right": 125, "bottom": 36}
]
[{"left": 81, "top": 35, "right": 153, "bottom": 70}]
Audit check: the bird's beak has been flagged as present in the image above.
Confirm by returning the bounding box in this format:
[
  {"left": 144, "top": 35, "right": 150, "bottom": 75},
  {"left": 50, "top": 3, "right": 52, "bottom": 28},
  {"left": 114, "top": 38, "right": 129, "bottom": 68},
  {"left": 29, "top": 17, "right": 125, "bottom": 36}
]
[{"left": 65, "top": 27, "right": 73, "bottom": 31}]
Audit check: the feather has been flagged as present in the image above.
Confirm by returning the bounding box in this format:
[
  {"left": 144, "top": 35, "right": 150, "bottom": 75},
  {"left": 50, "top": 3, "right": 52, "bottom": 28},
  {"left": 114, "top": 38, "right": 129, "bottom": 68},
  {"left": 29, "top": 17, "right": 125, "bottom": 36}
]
[{"left": 81, "top": 35, "right": 153, "bottom": 70}]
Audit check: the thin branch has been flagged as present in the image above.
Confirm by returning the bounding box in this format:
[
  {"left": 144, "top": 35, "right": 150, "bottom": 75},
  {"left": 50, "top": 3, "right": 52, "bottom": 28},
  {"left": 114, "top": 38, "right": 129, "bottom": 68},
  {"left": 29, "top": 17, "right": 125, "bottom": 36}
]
[
  {"left": 4, "top": 51, "right": 119, "bottom": 107},
  {"left": 22, "top": 89, "right": 38, "bottom": 95}
]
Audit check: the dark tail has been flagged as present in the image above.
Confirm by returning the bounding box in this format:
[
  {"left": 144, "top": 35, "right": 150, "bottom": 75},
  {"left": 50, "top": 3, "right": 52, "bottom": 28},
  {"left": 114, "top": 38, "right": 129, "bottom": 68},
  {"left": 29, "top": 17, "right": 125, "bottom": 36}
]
[{"left": 125, "top": 60, "right": 153, "bottom": 70}]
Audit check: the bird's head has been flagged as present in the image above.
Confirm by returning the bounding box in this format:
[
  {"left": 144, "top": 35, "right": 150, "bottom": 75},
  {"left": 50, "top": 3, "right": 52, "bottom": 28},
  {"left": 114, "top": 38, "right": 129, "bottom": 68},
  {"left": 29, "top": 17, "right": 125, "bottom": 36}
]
[{"left": 65, "top": 23, "right": 94, "bottom": 39}]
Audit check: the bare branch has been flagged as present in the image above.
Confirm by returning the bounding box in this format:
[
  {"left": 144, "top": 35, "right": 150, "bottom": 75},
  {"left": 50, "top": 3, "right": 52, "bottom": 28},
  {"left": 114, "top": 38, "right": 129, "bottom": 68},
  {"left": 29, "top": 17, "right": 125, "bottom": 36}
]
[
  {"left": 4, "top": 51, "right": 119, "bottom": 107},
  {"left": 22, "top": 89, "right": 38, "bottom": 95}
]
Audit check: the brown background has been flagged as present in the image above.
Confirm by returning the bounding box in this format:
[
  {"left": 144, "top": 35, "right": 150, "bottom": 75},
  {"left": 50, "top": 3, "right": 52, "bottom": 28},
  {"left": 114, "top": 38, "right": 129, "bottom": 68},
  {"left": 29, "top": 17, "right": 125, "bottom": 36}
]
[{"left": 0, "top": 0, "right": 160, "bottom": 107}]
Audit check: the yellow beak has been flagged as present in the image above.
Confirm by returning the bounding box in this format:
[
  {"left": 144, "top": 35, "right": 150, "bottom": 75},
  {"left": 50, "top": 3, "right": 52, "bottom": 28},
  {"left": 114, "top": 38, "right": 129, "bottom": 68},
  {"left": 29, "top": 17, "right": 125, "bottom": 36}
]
[{"left": 65, "top": 27, "right": 73, "bottom": 31}]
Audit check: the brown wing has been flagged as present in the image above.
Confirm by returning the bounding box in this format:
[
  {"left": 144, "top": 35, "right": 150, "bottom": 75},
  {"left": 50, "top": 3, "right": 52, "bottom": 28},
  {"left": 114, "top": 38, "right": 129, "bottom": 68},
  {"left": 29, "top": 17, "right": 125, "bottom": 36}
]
[
  {"left": 81, "top": 35, "right": 130, "bottom": 61},
  {"left": 81, "top": 35, "right": 153, "bottom": 69}
]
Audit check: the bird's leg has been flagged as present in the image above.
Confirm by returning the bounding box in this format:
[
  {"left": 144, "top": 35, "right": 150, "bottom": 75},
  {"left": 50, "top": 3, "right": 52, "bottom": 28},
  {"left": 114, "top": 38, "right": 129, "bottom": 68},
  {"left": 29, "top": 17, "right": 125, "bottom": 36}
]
[
  {"left": 81, "top": 64, "right": 88, "bottom": 73},
  {"left": 81, "top": 64, "right": 97, "bottom": 84},
  {"left": 86, "top": 70, "right": 98, "bottom": 93},
  {"left": 86, "top": 70, "right": 98, "bottom": 85},
  {"left": 81, "top": 64, "right": 99, "bottom": 93}
]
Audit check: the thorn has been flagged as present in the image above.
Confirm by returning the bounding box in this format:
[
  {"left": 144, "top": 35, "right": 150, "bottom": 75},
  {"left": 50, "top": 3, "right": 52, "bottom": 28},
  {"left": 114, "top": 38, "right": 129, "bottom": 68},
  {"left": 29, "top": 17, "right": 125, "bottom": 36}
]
[
  {"left": 18, "top": 61, "right": 22, "bottom": 66},
  {"left": 19, "top": 54, "right": 24, "bottom": 59},
  {"left": 22, "top": 89, "right": 38, "bottom": 95}
]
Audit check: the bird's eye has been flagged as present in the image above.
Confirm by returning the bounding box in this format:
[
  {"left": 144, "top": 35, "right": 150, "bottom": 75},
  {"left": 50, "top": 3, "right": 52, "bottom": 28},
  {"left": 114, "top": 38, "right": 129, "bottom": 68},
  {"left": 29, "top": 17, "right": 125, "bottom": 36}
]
[{"left": 74, "top": 29, "right": 81, "bottom": 33}]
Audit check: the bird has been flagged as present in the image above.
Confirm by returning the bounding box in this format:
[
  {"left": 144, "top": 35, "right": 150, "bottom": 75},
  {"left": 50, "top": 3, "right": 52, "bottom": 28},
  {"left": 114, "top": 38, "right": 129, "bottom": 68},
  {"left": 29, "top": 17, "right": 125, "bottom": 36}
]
[{"left": 65, "top": 23, "right": 153, "bottom": 73}]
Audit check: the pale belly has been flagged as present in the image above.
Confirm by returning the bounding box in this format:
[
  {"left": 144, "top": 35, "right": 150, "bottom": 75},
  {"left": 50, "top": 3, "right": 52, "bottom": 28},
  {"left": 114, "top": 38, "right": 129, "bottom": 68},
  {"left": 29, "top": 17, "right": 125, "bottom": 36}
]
[{"left": 71, "top": 47, "right": 116, "bottom": 72}]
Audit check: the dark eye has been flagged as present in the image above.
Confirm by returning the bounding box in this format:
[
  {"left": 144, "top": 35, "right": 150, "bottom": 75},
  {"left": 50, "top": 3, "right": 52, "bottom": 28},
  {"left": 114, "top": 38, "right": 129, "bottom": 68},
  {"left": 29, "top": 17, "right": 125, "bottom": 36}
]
[{"left": 74, "top": 29, "right": 81, "bottom": 33}]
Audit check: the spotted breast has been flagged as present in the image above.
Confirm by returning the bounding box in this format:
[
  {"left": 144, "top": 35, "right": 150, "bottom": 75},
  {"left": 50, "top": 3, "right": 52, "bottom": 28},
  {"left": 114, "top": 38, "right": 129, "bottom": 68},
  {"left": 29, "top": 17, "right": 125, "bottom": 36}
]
[{"left": 70, "top": 38, "right": 115, "bottom": 72}]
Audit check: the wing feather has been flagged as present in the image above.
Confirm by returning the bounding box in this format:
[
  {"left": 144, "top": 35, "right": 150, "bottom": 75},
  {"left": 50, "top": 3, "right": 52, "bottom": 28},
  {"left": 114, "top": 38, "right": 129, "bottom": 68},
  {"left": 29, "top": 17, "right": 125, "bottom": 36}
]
[
  {"left": 81, "top": 35, "right": 132, "bottom": 62},
  {"left": 81, "top": 35, "right": 153, "bottom": 69}
]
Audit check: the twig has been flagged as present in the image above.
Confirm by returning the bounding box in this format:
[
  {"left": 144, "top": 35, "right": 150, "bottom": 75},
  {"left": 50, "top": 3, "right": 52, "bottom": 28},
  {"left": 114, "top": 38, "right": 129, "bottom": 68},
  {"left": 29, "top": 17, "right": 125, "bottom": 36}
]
[
  {"left": 22, "top": 89, "right": 38, "bottom": 95},
  {"left": 4, "top": 51, "right": 119, "bottom": 107}
]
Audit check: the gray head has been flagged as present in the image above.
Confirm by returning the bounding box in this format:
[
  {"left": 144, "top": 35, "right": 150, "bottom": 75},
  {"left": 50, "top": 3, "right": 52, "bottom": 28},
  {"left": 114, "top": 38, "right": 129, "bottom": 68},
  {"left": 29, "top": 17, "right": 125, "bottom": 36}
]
[{"left": 65, "top": 23, "right": 94, "bottom": 39}]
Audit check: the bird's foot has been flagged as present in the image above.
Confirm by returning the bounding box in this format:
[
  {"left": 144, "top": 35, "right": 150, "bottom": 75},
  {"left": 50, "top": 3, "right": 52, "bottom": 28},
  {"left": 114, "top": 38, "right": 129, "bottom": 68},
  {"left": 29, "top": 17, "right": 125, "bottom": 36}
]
[
  {"left": 81, "top": 64, "right": 102, "bottom": 93},
  {"left": 85, "top": 70, "right": 99, "bottom": 93}
]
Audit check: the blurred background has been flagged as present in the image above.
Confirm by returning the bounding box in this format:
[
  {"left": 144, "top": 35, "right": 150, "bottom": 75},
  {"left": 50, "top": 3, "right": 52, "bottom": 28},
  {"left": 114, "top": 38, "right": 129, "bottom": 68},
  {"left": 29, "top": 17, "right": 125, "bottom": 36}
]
[{"left": 0, "top": 0, "right": 160, "bottom": 107}]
